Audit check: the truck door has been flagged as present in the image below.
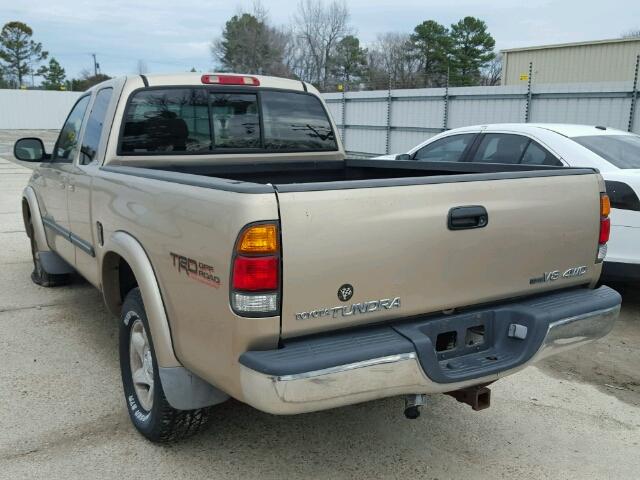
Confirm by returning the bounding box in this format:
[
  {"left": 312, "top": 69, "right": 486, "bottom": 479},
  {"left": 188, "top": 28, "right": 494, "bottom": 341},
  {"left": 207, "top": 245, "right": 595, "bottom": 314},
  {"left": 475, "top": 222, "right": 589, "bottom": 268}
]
[
  {"left": 68, "top": 87, "right": 114, "bottom": 285},
  {"left": 39, "top": 95, "right": 91, "bottom": 265}
]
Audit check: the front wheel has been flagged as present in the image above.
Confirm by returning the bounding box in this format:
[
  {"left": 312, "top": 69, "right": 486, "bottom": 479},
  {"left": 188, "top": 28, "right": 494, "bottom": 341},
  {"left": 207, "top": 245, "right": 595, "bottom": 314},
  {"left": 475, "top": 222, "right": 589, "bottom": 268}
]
[{"left": 119, "top": 288, "right": 212, "bottom": 442}]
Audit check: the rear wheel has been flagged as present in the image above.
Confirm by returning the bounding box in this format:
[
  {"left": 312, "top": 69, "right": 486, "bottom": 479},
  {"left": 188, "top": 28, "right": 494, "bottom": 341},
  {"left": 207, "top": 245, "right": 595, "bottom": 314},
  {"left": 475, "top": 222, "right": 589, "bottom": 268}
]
[
  {"left": 119, "top": 288, "right": 212, "bottom": 442},
  {"left": 27, "top": 219, "right": 71, "bottom": 287}
]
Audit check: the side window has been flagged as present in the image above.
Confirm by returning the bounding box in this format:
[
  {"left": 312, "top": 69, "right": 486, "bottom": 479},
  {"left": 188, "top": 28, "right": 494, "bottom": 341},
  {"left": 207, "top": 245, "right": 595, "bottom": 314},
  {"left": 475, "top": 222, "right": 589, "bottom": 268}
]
[
  {"left": 413, "top": 134, "right": 476, "bottom": 162},
  {"left": 52, "top": 96, "right": 90, "bottom": 163},
  {"left": 521, "top": 141, "right": 562, "bottom": 166},
  {"left": 80, "top": 88, "right": 113, "bottom": 165},
  {"left": 470, "top": 134, "right": 530, "bottom": 164}
]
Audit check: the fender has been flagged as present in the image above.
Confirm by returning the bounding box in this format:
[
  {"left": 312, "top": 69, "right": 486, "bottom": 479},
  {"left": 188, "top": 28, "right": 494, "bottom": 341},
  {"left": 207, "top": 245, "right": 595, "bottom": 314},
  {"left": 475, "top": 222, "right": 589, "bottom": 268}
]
[
  {"left": 22, "top": 186, "right": 74, "bottom": 275},
  {"left": 102, "top": 231, "right": 228, "bottom": 409}
]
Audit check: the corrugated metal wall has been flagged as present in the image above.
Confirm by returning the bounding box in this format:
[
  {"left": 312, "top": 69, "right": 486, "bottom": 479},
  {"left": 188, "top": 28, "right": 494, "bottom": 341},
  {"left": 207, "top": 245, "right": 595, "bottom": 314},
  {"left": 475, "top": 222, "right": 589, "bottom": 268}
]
[
  {"left": 0, "top": 90, "right": 82, "bottom": 129},
  {"left": 502, "top": 39, "right": 640, "bottom": 86},
  {"left": 323, "top": 81, "right": 639, "bottom": 156}
]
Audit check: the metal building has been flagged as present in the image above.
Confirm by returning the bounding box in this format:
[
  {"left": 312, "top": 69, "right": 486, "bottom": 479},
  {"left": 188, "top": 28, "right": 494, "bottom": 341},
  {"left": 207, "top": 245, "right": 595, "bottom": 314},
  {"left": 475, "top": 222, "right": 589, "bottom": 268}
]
[{"left": 501, "top": 37, "right": 640, "bottom": 85}]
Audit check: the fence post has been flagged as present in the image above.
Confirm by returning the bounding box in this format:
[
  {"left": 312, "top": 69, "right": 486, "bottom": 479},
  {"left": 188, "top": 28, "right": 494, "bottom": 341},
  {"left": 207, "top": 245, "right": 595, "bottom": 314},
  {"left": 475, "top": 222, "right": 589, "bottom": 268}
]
[
  {"left": 443, "top": 66, "right": 450, "bottom": 131},
  {"left": 628, "top": 54, "right": 639, "bottom": 133},
  {"left": 524, "top": 61, "right": 533, "bottom": 122},
  {"left": 340, "top": 85, "right": 346, "bottom": 148},
  {"left": 385, "top": 73, "right": 392, "bottom": 154}
]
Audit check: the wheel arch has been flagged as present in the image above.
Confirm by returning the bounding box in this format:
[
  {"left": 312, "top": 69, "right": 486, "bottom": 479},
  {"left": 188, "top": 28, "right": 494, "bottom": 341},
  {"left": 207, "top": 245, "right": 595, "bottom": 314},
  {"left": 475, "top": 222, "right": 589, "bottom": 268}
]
[{"left": 101, "top": 231, "right": 180, "bottom": 368}]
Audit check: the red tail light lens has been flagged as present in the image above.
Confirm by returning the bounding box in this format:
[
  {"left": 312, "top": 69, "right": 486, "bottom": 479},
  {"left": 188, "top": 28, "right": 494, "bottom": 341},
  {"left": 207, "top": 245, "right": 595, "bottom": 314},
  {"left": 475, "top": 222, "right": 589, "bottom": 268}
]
[
  {"left": 599, "top": 217, "right": 610, "bottom": 244},
  {"left": 232, "top": 256, "right": 278, "bottom": 291}
]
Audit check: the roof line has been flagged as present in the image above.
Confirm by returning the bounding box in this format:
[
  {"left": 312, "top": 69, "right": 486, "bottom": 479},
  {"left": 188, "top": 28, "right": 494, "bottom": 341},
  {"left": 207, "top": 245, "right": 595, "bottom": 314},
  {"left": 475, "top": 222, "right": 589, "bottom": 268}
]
[{"left": 501, "top": 36, "right": 640, "bottom": 53}]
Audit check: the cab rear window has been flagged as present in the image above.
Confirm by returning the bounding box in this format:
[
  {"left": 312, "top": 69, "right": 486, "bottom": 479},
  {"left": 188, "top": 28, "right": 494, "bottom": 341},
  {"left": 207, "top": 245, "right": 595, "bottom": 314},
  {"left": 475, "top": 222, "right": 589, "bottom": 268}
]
[{"left": 119, "top": 88, "right": 338, "bottom": 155}]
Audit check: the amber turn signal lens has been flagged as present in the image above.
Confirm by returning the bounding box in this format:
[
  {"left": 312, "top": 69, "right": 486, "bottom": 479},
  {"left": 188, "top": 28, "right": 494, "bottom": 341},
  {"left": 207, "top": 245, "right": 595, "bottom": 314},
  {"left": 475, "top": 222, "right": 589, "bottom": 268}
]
[
  {"left": 238, "top": 224, "right": 278, "bottom": 254},
  {"left": 601, "top": 194, "right": 611, "bottom": 217}
]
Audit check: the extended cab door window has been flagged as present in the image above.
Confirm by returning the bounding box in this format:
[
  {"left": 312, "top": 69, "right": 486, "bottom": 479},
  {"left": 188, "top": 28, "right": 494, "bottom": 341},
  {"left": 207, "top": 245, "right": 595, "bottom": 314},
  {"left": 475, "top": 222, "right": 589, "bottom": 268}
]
[
  {"left": 80, "top": 87, "right": 113, "bottom": 164},
  {"left": 413, "top": 134, "right": 476, "bottom": 161},
  {"left": 53, "top": 95, "right": 91, "bottom": 163}
]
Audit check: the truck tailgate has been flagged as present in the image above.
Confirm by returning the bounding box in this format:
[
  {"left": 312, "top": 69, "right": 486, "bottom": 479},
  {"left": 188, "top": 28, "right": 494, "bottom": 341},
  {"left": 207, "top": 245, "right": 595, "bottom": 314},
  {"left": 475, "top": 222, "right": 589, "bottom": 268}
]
[{"left": 276, "top": 172, "right": 603, "bottom": 338}]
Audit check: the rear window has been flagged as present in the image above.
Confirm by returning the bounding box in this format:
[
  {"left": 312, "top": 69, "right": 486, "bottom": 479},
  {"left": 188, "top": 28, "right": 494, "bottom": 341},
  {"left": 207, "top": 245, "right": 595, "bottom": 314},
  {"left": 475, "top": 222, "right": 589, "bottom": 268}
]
[
  {"left": 119, "top": 88, "right": 337, "bottom": 155},
  {"left": 572, "top": 135, "right": 640, "bottom": 169}
]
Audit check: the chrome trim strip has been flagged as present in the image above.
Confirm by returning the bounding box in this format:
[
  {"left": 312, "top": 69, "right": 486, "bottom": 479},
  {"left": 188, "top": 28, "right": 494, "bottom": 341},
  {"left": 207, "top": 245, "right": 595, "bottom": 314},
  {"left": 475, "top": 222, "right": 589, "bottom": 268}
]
[
  {"left": 42, "top": 216, "right": 95, "bottom": 257},
  {"left": 276, "top": 352, "right": 417, "bottom": 381}
]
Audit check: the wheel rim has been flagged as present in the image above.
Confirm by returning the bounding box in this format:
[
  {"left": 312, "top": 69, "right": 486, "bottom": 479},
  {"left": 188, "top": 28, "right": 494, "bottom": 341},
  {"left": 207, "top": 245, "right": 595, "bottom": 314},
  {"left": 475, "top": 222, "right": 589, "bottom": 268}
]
[{"left": 129, "top": 318, "right": 154, "bottom": 411}]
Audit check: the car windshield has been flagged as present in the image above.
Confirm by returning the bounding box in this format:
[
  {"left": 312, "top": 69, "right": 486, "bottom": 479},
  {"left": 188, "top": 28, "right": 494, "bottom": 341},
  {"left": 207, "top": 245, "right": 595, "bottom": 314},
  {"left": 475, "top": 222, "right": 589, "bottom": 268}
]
[{"left": 571, "top": 134, "right": 640, "bottom": 169}]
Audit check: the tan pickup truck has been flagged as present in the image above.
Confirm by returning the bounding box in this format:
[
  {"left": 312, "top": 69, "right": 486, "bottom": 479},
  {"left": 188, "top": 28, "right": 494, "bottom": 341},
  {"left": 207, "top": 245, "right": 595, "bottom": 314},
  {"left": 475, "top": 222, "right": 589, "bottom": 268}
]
[{"left": 14, "top": 73, "right": 621, "bottom": 443}]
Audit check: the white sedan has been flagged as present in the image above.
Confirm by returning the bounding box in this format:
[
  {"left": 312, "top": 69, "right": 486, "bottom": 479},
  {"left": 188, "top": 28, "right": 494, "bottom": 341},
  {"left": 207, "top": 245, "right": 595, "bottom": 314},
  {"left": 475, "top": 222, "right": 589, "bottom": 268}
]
[{"left": 376, "top": 124, "right": 640, "bottom": 282}]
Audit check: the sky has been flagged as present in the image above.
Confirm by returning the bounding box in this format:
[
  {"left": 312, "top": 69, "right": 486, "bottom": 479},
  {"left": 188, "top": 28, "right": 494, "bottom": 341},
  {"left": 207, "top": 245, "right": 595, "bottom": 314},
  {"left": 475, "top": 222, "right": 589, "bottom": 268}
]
[{"left": 2, "top": 0, "right": 639, "bottom": 81}]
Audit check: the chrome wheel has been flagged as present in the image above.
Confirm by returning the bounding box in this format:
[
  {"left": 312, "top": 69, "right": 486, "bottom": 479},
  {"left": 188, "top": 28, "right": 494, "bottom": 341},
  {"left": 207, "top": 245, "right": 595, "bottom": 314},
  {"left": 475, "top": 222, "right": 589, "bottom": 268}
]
[{"left": 129, "top": 318, "right": 154, "bottom": 411}]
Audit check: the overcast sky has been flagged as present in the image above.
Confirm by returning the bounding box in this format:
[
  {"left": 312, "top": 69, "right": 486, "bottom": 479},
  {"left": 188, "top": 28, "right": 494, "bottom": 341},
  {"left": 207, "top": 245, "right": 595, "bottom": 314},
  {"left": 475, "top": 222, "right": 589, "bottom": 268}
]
[{"left": 2, "top": 0, "right": 639, "bottom": 80}]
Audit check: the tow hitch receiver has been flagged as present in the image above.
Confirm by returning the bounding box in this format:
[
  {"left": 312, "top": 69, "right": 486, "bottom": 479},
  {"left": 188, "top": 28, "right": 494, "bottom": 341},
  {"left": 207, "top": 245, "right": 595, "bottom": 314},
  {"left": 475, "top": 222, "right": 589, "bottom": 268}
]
[{"left": 446, "top": 385, "right": 491, "bottom": 411}]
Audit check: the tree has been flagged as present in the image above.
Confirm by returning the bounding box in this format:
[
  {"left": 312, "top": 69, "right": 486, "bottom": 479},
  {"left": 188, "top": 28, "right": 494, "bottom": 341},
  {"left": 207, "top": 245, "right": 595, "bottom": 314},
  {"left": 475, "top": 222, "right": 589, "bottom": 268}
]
[
  {"left": 68, "top": 69, "right": 111, "bottom": 91},
  {"left": 480, "top": 53, "right": 502, "bottom": 86},
  {"left": 212, "top": 8, "right": 290, "bottom": 76},
  {"left": 410, "top": 20, "right": 451, "bottom": 87},
  {"left": 39, "top": 57, "right": 66, "bottom": 90},
  {"left": 0, "top": 21, "right": 48, "bottom": 88},
  {"left": 331, "top": 35, "right": 367, "bottom": 86},
  {"left": 449, "top": 16, "right": 495, "bottom": 86},
  {"left": 367, "top": 33, "right": 419, "bottom": 89},
  {"left": 292, "top": 0, "right": 350, "bottom": 89}
]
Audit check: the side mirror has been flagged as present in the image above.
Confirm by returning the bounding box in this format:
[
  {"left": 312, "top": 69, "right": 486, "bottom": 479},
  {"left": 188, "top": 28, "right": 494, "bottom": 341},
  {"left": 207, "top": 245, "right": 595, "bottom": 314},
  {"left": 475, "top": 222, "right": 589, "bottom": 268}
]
[
  {"left": 395, "top": 153, "right": 412, "bottom": 160},
  {"left": 14, "top": 137, "right": 49, "bottom": 162}
]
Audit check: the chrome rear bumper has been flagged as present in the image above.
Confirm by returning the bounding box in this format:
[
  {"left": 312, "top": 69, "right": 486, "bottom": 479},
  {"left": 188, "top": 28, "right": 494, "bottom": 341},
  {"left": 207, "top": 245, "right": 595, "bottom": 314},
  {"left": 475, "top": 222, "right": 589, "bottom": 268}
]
[{"left": 239, "top": 290, "right": 620, "bottom": 415}]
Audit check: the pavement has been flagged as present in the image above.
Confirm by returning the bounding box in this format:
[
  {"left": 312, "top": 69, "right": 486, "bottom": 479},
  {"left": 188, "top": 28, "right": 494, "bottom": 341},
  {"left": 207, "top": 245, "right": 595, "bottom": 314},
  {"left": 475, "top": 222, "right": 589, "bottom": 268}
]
[{"left": 0, "top": 130, "right": 639, "bottom": 479}]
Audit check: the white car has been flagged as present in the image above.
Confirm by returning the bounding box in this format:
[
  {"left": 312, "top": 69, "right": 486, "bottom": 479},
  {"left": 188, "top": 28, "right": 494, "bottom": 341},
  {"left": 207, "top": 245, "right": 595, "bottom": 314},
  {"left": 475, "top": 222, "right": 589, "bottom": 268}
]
[{"left": 376, "top": 124, "right": 640, "bottom": 282}]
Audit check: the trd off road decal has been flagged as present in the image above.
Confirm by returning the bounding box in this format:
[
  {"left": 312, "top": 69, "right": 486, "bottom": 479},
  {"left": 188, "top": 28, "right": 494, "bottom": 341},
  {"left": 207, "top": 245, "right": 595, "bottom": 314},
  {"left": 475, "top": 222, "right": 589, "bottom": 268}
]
[{"left": 170, "top": 252, "right": 221, "bottom": 288}]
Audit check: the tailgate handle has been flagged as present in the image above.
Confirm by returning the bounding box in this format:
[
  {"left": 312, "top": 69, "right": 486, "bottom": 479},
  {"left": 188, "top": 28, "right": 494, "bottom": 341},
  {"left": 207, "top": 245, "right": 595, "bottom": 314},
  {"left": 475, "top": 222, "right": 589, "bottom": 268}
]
[{"left": 448, "top": 206, "right": 488, "bottom": 230}]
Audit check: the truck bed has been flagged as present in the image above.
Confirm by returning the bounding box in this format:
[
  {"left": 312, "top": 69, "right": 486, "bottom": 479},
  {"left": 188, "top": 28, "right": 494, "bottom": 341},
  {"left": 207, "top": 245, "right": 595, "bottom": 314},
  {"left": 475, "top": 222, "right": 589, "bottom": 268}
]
[{"left": 144, "top": 159, "right": 577, "bottom": 188}]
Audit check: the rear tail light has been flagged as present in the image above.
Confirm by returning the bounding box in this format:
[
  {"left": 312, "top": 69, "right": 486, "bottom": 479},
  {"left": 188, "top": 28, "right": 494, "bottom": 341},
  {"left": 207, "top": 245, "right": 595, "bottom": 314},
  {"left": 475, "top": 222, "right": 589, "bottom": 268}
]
[
  {"left": 597, "top": 193, "right": 610, "bottom": 263},
  {"left": 605, "top": 180, "right": 640, "bottom": 212},
  {"left": 231, "top": 222, "right": 280, "bottom": 316},
  {"left": 201, "top": 74, "right": 260, "bottom": 86}
]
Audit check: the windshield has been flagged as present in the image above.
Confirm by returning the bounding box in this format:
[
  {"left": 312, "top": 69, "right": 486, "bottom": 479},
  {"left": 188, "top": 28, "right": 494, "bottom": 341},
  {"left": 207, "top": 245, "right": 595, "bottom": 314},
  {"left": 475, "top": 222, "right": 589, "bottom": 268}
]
[
  {"left": 571, "top": 134, "right": 640, "bottom": 169},
  {"left": 119, "top": 88, "right": 338, "bottom": 155}
]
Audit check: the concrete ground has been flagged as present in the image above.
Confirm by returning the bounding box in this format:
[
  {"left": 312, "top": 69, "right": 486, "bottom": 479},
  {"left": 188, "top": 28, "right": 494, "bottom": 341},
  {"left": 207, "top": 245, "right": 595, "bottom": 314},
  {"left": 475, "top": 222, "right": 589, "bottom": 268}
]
[{"left": 0, "top": 130, "right": 639, "bottom": 479}]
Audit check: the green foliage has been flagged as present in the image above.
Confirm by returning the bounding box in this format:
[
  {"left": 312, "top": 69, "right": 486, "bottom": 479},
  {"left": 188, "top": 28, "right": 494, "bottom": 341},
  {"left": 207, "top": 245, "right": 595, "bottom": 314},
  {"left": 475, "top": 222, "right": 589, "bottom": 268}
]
[
  {"left": 68, "top": 73, "right": 111, "bottom": 91},
  {"left": 332, "top": 35, "right": 367, "bottom": 85},
  {"left": 410, "top": 20, "right": 452, "bottom": 87},
  {"left": 0, "top": 21, "right": 48, "bottom": 88},
  {"left": 448, "top": 16, "right": 495, "bottom": 86},
  {"left": 39, "top": 57, "right": 66, "bottom": 90},
  {"left": 213, "top": 13, "right": 289, "bottom": 76}
]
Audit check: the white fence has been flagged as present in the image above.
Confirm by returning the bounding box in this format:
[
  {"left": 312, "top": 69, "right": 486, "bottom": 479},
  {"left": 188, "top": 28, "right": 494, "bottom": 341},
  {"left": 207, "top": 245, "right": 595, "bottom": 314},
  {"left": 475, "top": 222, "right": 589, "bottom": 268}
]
[
  {"left": 323, "top": 81, "right": 640, "bottom": 156},
  {"left": 1, "top": 82, "right": 639, "bottom": 155},
  {"left": 0, "top": 89, "right": 81, "bottom": 129}
]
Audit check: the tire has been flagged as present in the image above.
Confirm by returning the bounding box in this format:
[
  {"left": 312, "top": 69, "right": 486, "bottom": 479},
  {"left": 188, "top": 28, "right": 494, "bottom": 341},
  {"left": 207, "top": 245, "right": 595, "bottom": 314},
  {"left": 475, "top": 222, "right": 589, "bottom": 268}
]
[
  {"left": 119, "top": 287, "right": 212, "bottom": 442},
  {"left": 27, "top": 219, "right": 71, "bottom": 287}
]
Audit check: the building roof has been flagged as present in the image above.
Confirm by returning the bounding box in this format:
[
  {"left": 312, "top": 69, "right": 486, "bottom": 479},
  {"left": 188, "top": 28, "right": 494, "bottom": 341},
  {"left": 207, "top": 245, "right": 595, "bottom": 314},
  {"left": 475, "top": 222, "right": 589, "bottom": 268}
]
[{"left": 501, "top": 37, "right": 640, "bottom": 53}]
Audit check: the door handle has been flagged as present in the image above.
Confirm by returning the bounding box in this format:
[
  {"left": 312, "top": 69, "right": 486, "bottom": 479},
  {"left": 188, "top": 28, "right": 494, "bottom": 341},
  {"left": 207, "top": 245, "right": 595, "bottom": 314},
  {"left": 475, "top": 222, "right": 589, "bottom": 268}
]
[
  {"left": 58, "top": 181, "right": 66, "bottom": 189},
  {"left": 448, "top": 206, "right": 488, "bottom": 230},
  {"left": 68, "top": 184, "right": 75, "bottom": 192}
]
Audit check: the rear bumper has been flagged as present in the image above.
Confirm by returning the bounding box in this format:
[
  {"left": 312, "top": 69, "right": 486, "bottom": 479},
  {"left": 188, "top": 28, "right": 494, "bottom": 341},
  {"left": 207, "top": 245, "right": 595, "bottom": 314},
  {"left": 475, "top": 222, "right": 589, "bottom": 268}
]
[{"left": 239, "top": 287, "right": 620, "bottom": 414}]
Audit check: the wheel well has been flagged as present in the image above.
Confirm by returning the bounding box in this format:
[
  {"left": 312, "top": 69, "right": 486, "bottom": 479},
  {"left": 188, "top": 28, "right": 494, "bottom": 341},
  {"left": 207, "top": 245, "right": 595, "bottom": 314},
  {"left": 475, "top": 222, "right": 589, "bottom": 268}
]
[
  {"left": 22, "top": 198, "right": 32, "bottom": 237},
  {"left": 102, "top": 252, "right": 138, "bottom": 316}
]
